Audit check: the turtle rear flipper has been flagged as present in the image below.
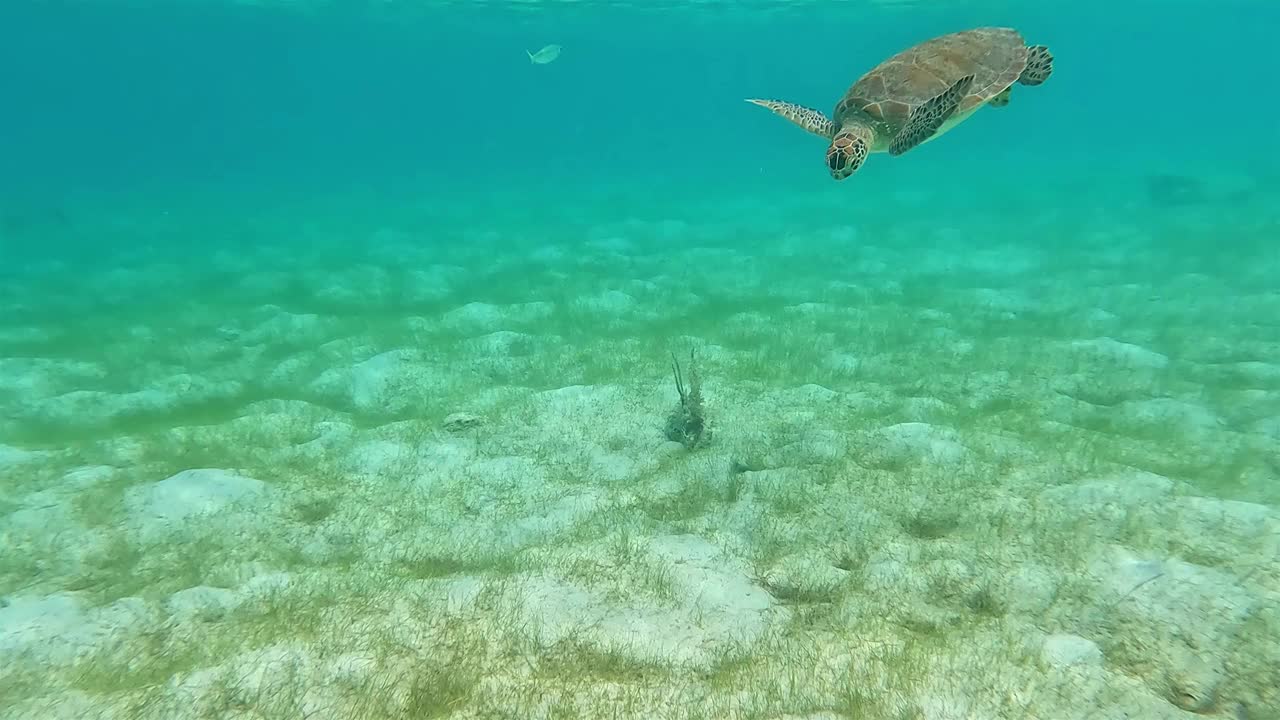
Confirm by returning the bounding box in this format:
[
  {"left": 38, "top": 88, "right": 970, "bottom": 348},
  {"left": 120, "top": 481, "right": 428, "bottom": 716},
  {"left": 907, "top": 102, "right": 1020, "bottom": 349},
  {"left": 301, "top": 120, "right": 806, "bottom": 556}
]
[
  {"left": 745, "top": 99, "right": 837, "bottom": 140},
  {"left": 989, "top": 86, "right": 1012, "bottom": 107},
  {"left": 1019, "top": 45, "right": 1053, "bottom": 86},
  {"left": 888, "top": 74, "right": 974, "bottom": 157}
]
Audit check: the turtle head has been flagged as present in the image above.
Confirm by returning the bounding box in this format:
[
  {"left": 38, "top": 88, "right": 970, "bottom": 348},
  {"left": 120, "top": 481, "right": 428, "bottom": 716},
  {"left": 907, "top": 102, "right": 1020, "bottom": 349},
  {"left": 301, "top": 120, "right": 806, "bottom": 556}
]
[{"left": 826, "top": 123, "right": 873, "bottom": 180}]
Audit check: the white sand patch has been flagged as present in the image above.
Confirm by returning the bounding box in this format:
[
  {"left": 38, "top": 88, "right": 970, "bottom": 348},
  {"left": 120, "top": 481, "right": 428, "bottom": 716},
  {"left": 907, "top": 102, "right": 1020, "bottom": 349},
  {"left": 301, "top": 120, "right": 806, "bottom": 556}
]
[
  {"left": 124, "top": 468, "right": 267, "bottom": 541},
  {"left": 517, "top": 534, "right": 786, "bottom": 669}
]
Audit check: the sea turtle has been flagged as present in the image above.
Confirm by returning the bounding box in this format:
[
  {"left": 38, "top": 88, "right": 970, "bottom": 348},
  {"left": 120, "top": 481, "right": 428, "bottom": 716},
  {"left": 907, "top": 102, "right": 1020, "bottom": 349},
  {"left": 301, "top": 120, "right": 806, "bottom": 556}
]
[{"left": 747, "top": 27, "right": 1053, "bottom": 180}]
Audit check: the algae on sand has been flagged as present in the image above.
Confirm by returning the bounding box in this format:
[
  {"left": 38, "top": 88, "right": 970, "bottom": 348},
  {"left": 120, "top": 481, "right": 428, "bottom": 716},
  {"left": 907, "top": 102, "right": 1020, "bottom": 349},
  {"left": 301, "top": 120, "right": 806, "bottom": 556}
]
[{"left": 664, "top": 349, "right": 710, "bottom": 450}]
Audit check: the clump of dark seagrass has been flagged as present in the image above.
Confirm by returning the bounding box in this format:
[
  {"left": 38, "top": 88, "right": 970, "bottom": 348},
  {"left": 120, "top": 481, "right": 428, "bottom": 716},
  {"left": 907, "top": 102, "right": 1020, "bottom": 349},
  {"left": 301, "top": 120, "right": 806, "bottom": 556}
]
[{"left": 665, "top": 349, "right": 710, "bottom": 449}]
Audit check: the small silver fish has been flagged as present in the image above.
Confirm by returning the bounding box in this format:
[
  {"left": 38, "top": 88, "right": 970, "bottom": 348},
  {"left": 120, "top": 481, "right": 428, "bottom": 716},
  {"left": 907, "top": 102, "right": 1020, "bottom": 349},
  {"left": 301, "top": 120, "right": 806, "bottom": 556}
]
[{"left": 526, "top": 44, "right": 562, "bottom": 65}]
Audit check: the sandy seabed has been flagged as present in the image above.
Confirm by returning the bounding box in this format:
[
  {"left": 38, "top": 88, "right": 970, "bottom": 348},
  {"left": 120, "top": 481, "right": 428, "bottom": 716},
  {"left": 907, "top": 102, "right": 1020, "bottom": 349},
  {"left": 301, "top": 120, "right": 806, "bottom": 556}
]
[{"left": 1, "top": 178, "right": 1277, "bottom": 719}]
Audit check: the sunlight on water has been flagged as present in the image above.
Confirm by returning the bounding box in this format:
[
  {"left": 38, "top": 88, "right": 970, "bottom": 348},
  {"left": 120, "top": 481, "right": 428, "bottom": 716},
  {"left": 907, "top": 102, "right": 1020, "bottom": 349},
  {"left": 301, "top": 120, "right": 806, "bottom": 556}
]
[{"left": 0, "top": 1, "right": 1277, "bottom": 719}]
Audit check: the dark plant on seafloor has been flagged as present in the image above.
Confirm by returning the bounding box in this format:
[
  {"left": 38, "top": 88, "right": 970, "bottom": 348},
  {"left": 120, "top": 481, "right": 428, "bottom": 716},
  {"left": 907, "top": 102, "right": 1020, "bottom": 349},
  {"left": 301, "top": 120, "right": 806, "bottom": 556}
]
[{"left": 665, "top": 349, "right": 710, "bottom": 449}]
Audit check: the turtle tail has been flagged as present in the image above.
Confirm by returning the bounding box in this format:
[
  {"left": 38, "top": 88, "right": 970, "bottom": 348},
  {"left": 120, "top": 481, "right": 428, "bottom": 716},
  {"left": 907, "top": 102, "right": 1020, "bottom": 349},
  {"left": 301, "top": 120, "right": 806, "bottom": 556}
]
[
  {"left": 1019, "top": 45, "right": 1053, "bottom": 86},
  {"left": 745, "top": 99, "right": 837, "bottom": 140}
]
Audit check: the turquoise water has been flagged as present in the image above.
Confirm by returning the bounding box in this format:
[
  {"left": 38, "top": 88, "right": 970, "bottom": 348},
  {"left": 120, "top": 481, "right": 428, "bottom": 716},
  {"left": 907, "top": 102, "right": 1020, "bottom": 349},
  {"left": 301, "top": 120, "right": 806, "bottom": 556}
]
[{"left": 1, "top": 1, "right": 1278, "bottom": 719}]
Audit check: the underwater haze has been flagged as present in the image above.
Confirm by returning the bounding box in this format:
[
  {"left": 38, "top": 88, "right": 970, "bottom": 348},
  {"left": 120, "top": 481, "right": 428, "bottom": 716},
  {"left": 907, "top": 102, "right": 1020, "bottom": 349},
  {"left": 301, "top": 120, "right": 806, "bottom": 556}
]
[{"left": 1, "top": 0, "right": 1278, "bottom": 718}]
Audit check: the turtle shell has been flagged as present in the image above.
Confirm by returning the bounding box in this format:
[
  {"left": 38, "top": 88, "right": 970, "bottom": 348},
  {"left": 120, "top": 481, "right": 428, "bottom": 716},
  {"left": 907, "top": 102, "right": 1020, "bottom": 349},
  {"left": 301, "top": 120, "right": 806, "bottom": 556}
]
[{"left": 834, "top": 27, "right": 1029, "bottom": 131}]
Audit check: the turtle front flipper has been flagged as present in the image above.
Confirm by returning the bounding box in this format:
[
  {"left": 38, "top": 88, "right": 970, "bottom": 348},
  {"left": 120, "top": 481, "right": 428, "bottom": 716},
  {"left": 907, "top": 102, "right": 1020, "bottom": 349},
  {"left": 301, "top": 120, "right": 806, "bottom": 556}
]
[
  {"left": 888, "top": 74, "right": 974, "bottom": 157},
  {"left": 745, "top": 99, "right": 836, "bottom": 140}
]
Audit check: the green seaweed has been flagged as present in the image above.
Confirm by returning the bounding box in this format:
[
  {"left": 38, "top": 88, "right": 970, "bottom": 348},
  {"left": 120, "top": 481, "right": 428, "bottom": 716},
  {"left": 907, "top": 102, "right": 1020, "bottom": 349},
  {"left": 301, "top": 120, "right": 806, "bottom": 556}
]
[{"left": 665, "top": 349, "right": 710, "bottom": 449}]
